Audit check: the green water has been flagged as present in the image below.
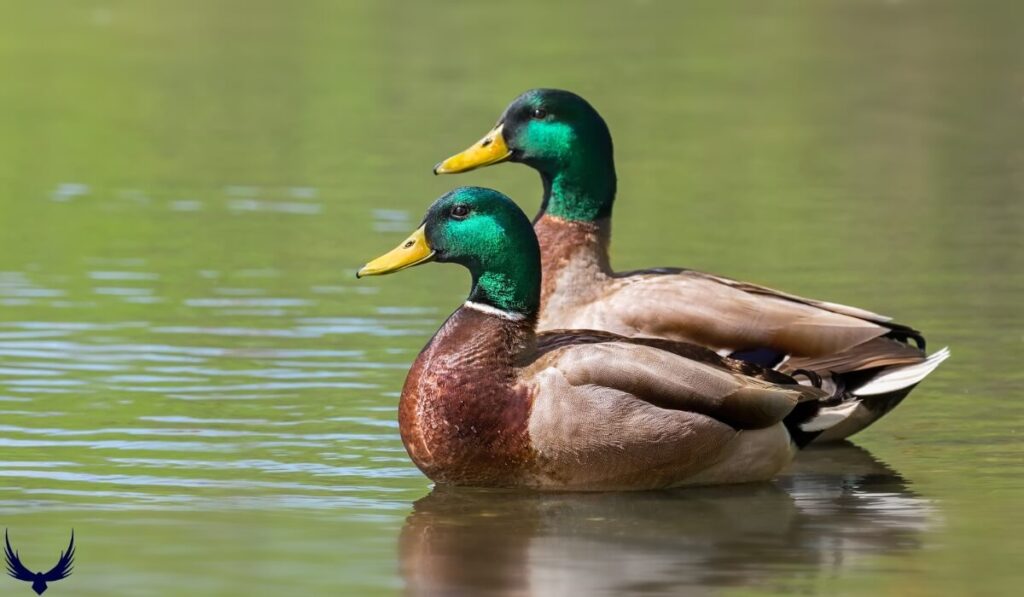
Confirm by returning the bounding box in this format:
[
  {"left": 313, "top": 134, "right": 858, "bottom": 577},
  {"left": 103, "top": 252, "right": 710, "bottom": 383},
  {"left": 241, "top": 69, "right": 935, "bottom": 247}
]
[{"left": 1, "top": 1, "right": 1022, "bottom": 595}]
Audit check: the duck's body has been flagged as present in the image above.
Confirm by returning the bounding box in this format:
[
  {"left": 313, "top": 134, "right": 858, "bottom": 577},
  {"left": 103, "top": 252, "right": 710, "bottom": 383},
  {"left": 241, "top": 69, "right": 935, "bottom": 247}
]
[
  {"left": 400, "top": 303, "right": 814, "bottom": 490},
  {"left": 533, "top": 214, "right": 928, "bottom": 367},
  {"left": 361, "top": 188, "right": 846, "bottom": 490},
  {"left": 532, "top": 212, "right": 945, "bottom": 443},
  {"left": 435, "top": 89, "right": 949, "bottom": 442}
]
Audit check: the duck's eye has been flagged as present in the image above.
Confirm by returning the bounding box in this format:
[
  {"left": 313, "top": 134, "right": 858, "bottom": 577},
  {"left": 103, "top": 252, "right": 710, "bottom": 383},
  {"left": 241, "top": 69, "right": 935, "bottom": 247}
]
[
  {"left": 531, "top": 108, "right": 547, "bottom": 120},
  {"left": 450, "top": 205, "right": 470, "bottom": 220}
]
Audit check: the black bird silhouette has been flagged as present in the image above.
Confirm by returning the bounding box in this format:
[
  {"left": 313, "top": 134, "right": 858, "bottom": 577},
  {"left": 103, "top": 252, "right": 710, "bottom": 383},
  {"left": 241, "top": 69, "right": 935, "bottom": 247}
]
[{"left": 4, "top": 530, "right": 75, "bottom": 595}]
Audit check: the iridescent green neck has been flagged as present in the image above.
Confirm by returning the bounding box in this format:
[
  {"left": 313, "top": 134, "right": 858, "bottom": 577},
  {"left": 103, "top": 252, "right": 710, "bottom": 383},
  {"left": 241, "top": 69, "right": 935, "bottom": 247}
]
[
  {"left": 469, "top": 269, "right": 539, "bottom": 317},
  {"left": 424, "top": 187, "right": 543, "bottom": 319},
  {"left": 446, "top": 215, "right": 541, "bottom": 317},
  {"left": 538, "top": 153, "right": 616, "bottom": 222}
]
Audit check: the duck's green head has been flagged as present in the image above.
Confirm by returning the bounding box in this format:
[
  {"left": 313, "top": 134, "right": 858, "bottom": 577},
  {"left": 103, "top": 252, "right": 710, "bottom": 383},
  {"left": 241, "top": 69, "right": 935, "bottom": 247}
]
[
  {"left": 357, "top": 187, "right": 541, "bottom": 318},
  {"left": 434, "top": 89, "right": 616, "bottom": 222}
]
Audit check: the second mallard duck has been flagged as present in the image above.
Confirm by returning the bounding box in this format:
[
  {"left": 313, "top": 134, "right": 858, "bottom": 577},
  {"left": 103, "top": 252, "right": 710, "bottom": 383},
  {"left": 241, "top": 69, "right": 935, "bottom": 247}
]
[
  {"left": 358, "top": 187, "right": 856, "bottom": 490},
  {"left": 434, "top": 89, "right": 949, "bottom": 442}
]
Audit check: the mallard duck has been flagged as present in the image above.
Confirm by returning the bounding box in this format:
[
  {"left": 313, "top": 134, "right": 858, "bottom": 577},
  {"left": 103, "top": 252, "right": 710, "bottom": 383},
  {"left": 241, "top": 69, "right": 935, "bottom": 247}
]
[
  {"left": 433, "top": 89, "right": 949, "bottom": 442},
  {"left": 358, "top": 187, "right": 859, "bottom": 490}
]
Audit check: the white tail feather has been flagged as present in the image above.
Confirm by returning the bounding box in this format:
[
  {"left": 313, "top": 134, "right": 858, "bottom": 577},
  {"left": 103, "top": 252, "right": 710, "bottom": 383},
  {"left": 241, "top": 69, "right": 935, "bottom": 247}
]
[
  {"left": 800, "top": 400, "right": 861, "bottom": 432},
  {"left": 853, "top": 347, "right": 951, "bottom": 397}
]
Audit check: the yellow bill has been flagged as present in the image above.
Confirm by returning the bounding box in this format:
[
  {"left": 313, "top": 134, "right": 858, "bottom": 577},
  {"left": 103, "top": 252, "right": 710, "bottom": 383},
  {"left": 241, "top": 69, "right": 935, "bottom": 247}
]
[
  {"left": 433, "top": 124, "right": 511, "bottom": 174},
  {"left": 356, "top": 225, "right": 435, "bottom": 278}
]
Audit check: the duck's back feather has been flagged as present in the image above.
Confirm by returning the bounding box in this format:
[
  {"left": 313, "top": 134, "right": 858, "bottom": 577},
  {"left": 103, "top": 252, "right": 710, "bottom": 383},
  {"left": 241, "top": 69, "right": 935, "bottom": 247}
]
[{"left": 527, "top": 340, "right": 809, "bottom": 430}]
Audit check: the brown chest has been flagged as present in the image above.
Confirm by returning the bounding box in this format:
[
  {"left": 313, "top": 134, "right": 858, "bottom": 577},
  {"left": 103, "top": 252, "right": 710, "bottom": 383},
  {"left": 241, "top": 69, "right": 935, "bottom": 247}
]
[
  {"left": 397, "top": 309, "right": 537, "bottom": 487},
  {"left": 534, "top": 215, "right": 612, "bottom": 314}
]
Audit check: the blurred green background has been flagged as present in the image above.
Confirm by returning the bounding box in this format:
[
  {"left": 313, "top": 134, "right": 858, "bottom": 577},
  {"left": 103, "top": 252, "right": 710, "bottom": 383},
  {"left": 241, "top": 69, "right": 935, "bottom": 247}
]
[{"left": 0, "top": 0, "right": 1022, "bottom": 595}]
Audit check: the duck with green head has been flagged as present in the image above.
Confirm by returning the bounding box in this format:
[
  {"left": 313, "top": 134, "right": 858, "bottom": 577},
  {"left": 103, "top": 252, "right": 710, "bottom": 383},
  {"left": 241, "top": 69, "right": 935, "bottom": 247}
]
[
  {"left": 357, "top": 186, "right": 856, "bottom": 490},
  {"left": 433, "top": 89, "right": 949, "bottom": 442}
]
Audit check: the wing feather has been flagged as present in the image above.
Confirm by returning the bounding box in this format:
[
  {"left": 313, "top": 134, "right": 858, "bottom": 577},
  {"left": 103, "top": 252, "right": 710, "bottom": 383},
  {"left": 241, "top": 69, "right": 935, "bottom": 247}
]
[
  {"left": 695, "top": 271, "right": 896, "bottom": 324},
  {"left": 594, "top": 274, "right": 890, "bottom": 358},
  {"left": 568, "top": 271, "right": 924, "bottom": 364},
  {"left": 782, "top": 336, "right": 924, "bottom": 376},
  {"left": 540, "top": 341, "right": 822, "bottom": 430}
]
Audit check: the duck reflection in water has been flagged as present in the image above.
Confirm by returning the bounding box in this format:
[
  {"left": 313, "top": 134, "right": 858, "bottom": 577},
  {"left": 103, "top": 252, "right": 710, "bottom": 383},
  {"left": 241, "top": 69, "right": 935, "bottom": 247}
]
[{"left": 399, "top": 443, "right": 936, "bottom": 595}]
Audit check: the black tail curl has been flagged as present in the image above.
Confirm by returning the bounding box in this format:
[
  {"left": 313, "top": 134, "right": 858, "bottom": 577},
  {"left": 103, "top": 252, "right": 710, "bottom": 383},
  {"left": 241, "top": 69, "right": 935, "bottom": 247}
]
[
  {"left": 790, "top": 368, "right": 823, "bottom": 389},
  {"left": 885, "top": 328, "right": 927, "bottom": 350}
]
